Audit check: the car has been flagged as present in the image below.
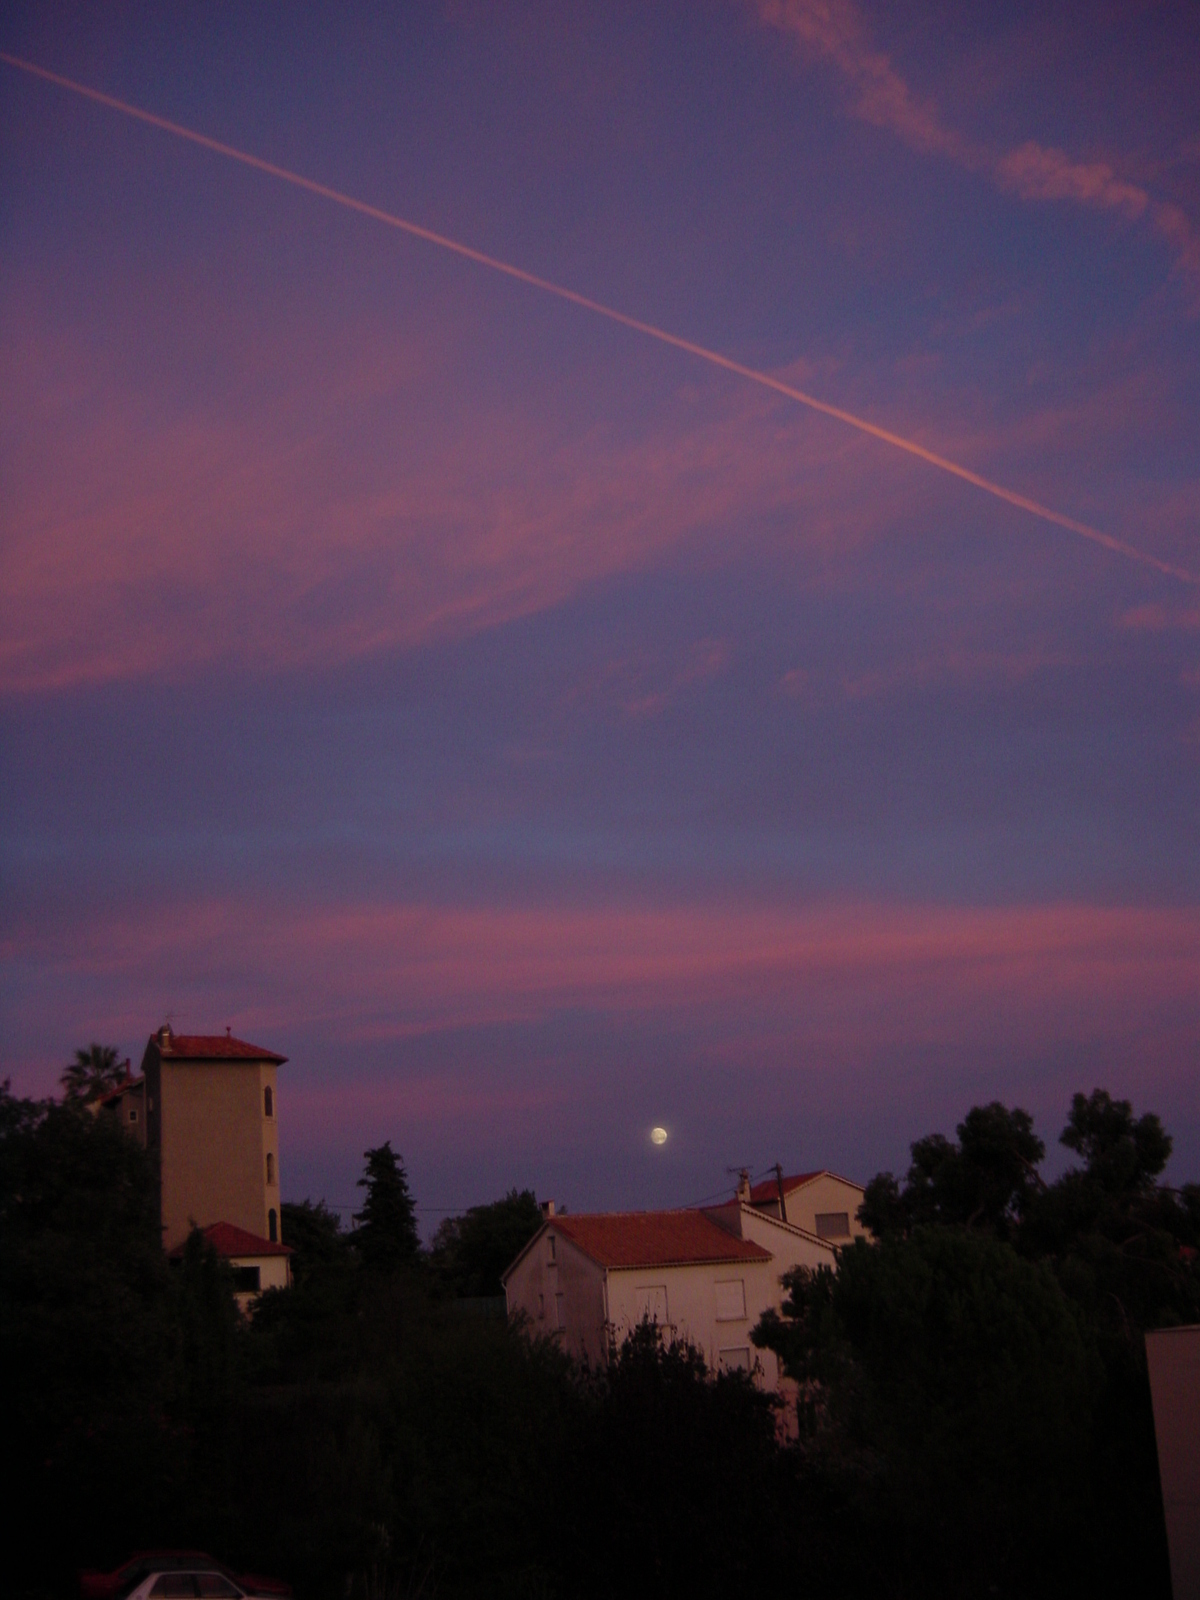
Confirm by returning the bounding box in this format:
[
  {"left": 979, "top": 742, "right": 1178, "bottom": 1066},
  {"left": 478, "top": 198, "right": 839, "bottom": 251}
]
[{"left": 79, "top": 1552, "right": 292, "bottom": 1600}]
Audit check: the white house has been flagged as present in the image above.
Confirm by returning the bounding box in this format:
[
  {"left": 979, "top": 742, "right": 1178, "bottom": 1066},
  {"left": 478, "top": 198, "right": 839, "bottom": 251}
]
[
  {"left": 503, "top": 1183, "right": 857, "bottom": 1392},
  {"left": 746, "top": 1169, "right": 869, "bottom": 1243}
]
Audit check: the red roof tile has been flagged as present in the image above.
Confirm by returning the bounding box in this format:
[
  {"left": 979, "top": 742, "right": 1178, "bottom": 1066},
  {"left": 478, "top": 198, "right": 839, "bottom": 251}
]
[
  {"left": 169, "top": 1221, "right": 292, "bottom": 1259},
  {"left": 151, "top": 1031, "right": 287, "bottom": 1065},
  {"left": 553, "top": 1211, "right": 772, "bottom": 1270},
  {"left": 97, "top": 1074, "right": 144, "bottom": 1108},
  {"left": 748, "top": 1171, "right": 825, "bottom": 1205}
]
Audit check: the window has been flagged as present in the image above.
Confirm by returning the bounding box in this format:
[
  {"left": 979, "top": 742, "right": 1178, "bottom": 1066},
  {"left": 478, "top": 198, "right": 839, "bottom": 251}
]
[
  {"left": 635, "top": 1285, "right": 668, "bottom": 1324},
  {"left": 815, "top": 1212, "right": 850, "bottom": 1239},
  {"left": 715, "top": 1279, "right": 746, "bottom": 1321},
  {"left": 266, "top": 1152, "right": 275, "bottom": 1185},
  {"left": 233, "top": 1266, "right": 261, "bottom": 1294},
  {"left": 718, "top": 1347, "right": 751, "bottom": 1373},
  {"left": 196, "top": 1579, "right": 241, "bottom": 1598},
  {"left": 547, "top": 1235, "right": 556, "bottom": 1263},
  {"left": 128, "top": 1108, "right": 139, "bottom": 1123},
  {"left": 555, "top": 1292, "right": 565, "bottom": 1329},
  {"left": 264, "top": 1085, "right": 274, "bottom": 1118},
  {"left": 149, "top": 1579, "right": 198, "bottom": 1598},
  {"left": 268, "top": 1208, "right": 277, "bottom": 1243}
]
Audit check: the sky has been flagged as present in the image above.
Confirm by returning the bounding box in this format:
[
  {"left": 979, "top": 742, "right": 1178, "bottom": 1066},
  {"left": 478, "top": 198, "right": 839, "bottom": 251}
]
[{"left": 2, "top": 1, "right": 1198, "bottom": 1229}]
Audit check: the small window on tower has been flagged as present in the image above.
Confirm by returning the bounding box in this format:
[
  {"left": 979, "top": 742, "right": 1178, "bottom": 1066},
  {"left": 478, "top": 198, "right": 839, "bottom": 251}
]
[
  {"left": 268, "top": 1208, "right": 278, "bottom": 1243},
  {"left": 264, "top": 1085, "right": 274, "bottom": 1118},
  {"left": 266, "top": 1152, "right": 275, "bottom": 1185},
  {"left": 128, "top": 1108, "right": 138, "bottom": 1124}
]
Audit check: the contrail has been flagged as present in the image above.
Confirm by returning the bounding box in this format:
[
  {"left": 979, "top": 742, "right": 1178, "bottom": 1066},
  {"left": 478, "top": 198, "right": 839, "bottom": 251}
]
[{"left": 3, "top": 49, "right": 1195, "bottom": 585}]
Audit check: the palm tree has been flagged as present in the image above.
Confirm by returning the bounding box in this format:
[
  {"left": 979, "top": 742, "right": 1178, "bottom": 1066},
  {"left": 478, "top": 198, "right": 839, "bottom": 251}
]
[{"left": 61, "top": 1043, "right": 127, "bottom": 1105}]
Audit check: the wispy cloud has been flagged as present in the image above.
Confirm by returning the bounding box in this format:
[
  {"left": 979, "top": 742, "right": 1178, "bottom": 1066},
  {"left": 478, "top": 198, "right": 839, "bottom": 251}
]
[
  {"left": 753, "top": 0, "right": 1200, "bottom": 295},
  {"left": 0, "top": 307, "right": 906, "bottom": 694},
  {"left": 6, "top": 891, "right": 1197, "bottom": 1059}
]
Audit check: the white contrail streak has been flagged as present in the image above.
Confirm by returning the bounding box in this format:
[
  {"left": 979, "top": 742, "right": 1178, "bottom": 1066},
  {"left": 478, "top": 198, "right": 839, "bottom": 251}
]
[{"left": 3, "top": 50, "right": 1195, "bottom": 586}]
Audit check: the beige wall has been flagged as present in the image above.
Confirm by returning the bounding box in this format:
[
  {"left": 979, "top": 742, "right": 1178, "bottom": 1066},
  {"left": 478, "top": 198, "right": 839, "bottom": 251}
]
[
  {"left": 230, "top": 1251, "right": 292, "bottom": 1315},
  {"left": 768, "top": 1174, "right": 869, "bottom": 1241},
  {"left": 725, "top": 1204, "right": 839, "bottom": 1273},
  {"left": 100, "top": 1082, "right": 147, "bottom": 1148},
  {"left": 1146, "top": 1325, "right": 1200, "bottom": 1600},
  {"left": 505, "top": 1223, "right": 825, "bottom": 1391},
  {"left": 504, "top": 1229, "right": 609, "bottom": 1364},
  {"left": 154, "top": 1057, "right": 280, "bottom": 1249},
  {"left": 604, "top": 1258, "right": 785, "bottom": 1388}
]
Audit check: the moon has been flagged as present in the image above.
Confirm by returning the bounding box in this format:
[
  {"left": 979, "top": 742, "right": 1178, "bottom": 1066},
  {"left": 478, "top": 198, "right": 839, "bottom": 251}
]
[{"left": 650, "top": 1126, "right": 668, "bottom": 1146}]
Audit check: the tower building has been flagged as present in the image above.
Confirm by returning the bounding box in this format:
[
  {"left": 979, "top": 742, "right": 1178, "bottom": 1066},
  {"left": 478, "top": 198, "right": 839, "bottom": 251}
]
[{"left": 137, "top": 1022, "right": 287, "bottom": 1251}]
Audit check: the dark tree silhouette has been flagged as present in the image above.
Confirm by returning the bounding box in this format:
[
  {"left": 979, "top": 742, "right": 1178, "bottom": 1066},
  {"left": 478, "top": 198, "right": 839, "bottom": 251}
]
[
  {"left": 60, "top": 1043, "right": 127, "bottom": 1105},
  {"left": 864, "top": 1100, "right": 1045, "bottom": 1238},
  {"left": 1060, "top": 1088, "right": 1172, "bottom": 1193},
  {"left": 428, "top": 1187, "right": 542, "bottom": 1297},
  {"left": 353, "top": 1142, "right": 420, "bottom": 1271}
]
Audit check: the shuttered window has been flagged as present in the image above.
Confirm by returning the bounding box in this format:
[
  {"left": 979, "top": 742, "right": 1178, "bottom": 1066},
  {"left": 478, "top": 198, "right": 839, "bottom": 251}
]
[
  {"left": 635, "top": 1285, "right": 668, "bottom": 1323},
  {"left": 715, "top": 1279, "right": 746, "bottom": 1321},
  {"left": 816, "top": 1211, "right": 850, "bottom": 1238}
]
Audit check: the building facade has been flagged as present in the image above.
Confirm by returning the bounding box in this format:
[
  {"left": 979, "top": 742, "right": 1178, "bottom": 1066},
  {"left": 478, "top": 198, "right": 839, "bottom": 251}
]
[
  {"left": 747, "top": 1168, "right": 869, "bottom": 1242},
  {"left": 503, "top": 1199, "right": 841, "bottom": 1390},
  {"left": 138, "top": 1023, "right": 286, "bottom": 1251}
]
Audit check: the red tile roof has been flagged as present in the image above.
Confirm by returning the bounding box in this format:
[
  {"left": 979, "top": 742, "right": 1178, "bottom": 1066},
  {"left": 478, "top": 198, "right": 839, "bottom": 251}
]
[
  {"left": 169, "top": 1221, "right": 292, "bottom": 1259},
  {"left": 151, "top": 1031, "right": 287, "bottom": 1065},
  {"left": 97, "top": 1074, "right": 144, "bottom": 1108},
  {"left": 748, "top": 1171, "right": 825, "bottom": 1205},
  {"left": 553, "top": 1211, "right": 772, "bottom": 1270}
]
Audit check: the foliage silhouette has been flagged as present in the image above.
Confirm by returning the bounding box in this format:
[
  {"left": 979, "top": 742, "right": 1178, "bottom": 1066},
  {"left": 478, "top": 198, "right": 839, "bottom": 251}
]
[
  {"left": 353, "top": 1142, "right": 420, "bottom": 1273},
  {"left": 5, "top": 1079, "right": 1196, "bottom": 1599},
  {"left": 428, "top": 1187, "right": 542, "bottom": 1298},
  {"left": 60, "top": 1041, "right": 127, "bottom": 1104}
]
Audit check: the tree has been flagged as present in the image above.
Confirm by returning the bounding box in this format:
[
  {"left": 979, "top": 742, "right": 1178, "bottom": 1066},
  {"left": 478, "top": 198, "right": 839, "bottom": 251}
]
[
  {"left": 428, "top": 1188, "right": 542, "bottom": 1298},
  {"left": 558, "top": 1322, "right": 791, "bottom": 1596},
  {"left": 60, "top": 1042, "right": 127, "bottom": 1105},
  {"left": 1020, "top": 1089, "right": 1199, "bottom": 1339},
  {"left": 753, "top": 1230, "right": 1106, "bottom": 1595},
  {"left": 861, "top": 1100, "right": 1044, "bottom": 1238},
  {"left": 352, "top": 1142, "right": 420, "bottom": 1272},
  {"left": 0, "top": 1081, "right": 181, "bottom": 1591},
  {"left": 279, "top": 1199, "right": 346, "bottom": 1285},
  {"left": 1060, "top": 1088, "right": 1172, "bottom": 1194},
  {"left": 843, "top": 1087, "right": 1198, "bottom": 1595}
]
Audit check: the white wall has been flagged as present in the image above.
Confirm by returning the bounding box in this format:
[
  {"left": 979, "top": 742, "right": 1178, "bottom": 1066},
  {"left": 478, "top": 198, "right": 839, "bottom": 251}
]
[
  {"left": 604, "top": 1258, "right": 785, "bottom": 1388},
  {"left": 783, "top": 1175, "right": 869, "bottom": 1242},
  {"left": 504, "top": 1227, "right": 608, "bottom": 1364},
  {"left": 505, "top": 1216, "right": 842, "bottom": 1393}
]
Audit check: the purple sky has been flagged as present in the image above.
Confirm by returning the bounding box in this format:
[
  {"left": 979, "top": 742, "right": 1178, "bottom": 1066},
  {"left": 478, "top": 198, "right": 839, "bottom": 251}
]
[{"left": 2, "top": 2, "right": 1198, "bottom": 1229}]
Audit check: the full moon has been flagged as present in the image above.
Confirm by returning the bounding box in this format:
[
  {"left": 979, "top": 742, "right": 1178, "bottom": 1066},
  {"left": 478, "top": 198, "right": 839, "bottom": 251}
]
[{"left": 650, "top": 1126, "right": 668, "bottom": 1145}]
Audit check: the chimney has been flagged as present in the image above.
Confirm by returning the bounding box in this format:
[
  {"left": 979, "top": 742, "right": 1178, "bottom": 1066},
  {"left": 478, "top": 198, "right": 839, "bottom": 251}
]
[
  {"left": 540, "top": 1199, "right": 556, "bottom": 1220},
  {"left": 158, "top": 1023, "right": 173, "bottom": 1051},
  {"left": 736, "top": 1169, "right": 751, "bottom": 1205}
]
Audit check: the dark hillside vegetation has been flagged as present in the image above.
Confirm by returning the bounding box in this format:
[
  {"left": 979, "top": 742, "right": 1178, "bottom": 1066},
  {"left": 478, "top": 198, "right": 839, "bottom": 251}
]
[{"left": 2, "top": 1079, "right": 1195, "bottom": 1599}]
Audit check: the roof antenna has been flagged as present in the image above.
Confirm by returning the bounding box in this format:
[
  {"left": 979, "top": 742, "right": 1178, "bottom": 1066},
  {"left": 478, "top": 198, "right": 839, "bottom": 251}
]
[{"left": 725, "top": 1165, "right": 753, "bottom": 1205}]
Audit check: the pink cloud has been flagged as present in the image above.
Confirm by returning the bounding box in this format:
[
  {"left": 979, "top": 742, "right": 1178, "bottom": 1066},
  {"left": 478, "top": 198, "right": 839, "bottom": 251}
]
[
  {"left": 751, "top": 0, "right": 1200, "bottom": 294},
  {"left": 755, "top": 0, "right": 963, "bottom": 159},
  {"left": 6, "top": 894, "right": 1197, "bottom": 1072},
  {"left": 1119, "top": 601, "right": 1200, "bottom": 633},
  {"left": 994, "top": 142, "right": 1148, "bottom": 220},
  {"left": 0, "top": 295, "right": 917, "bottom": 695}
]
